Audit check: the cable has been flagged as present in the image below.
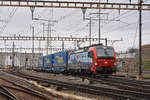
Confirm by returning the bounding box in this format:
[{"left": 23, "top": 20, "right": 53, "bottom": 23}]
[
  {"left": 103, "top": 12, "right": 150, "bottom": 35},
  {"left": 132, "top": 23, "right": 138, "bottom": 48},
  {"left": 58, "top": 9, "right": 78, "bottom": 22},
  {"left": 91, "top": 10, "right": 134, "bottom": 34},
  {"left": 0, "top": 7, "right": 18, "bottom": 34}
]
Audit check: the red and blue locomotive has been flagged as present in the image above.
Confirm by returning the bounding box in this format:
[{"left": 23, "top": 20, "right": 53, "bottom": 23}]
[{"left": 37, "top": 44, "right": 117, "bottom": 75}]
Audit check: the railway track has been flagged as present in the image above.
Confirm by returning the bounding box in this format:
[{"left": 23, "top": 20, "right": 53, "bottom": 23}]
[
  {"left": 7, "top": 71, "right": 150, "bottom": 100},
  {"left": 101, "top": 76, "right": 150, "bottom": 89},
  {"left": 112, "top": 74, "right": 150, "bottom": 80},
  {"left": 0, "top": 84, "right": 19, "bottom": 100},
  {"left": 1, "top": 78, "right": 52, "bottom": 100},
  {"left": 0, "top": 72, "right": 57, "bottom": 100},
  {"left": 81, "top": 75, "right": 150, "bottom": 99},
  {"left": 109, "top": 75, "right": 150, "bottom": 85}
]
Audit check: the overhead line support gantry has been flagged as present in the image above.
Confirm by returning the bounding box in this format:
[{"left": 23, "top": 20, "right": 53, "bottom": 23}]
[
  {"left": 0, "top": 36, "right": 105, "bottom": 42},
  {"left": 0, "top": 0, "right": 150, "bottom": 10}
]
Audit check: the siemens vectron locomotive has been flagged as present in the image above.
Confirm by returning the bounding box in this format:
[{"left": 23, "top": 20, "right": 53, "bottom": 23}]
[{"left": 37, "top": 44, "right": 117, "bottom": 75}]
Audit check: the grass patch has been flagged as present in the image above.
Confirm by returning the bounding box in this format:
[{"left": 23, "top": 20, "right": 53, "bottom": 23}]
[
  {"left": 143, "top": 61, "right": 150, "bottom": 70},
  {"left": 143, "top": 74, "right": 150, "bottom": 78}
]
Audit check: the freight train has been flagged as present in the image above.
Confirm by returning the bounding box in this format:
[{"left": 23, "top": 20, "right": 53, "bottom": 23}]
[{"left": 36, "top": 44, "right": 117, "bottom": 75}]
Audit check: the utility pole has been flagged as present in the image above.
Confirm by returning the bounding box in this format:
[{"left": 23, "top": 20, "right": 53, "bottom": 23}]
[
  {"left": 30, "top": 7, "right": 35, "bottom": 20},
  {"left": 86, "top": 12, "right": 110, "bottom": 46},
  {"left": 33, "top": 17, "right": 57, "bottom": 55},
  {"left": 39, "top": 38, "right": 41, "bottom": 54},
  {"left": 12, "top": 42, "right": 15, "bottom": 68},
  {"left": 105, "top": 38, "right": 107, "bottom": 46},
  {"left": 46, "top": 21, "right": 56, "bottom": 55},
  {"left": 4, "top": 40, "right": 6, "bottom": 52},
  {"left": 62, "top": 41, "right": 64, "bottom": 51},
  {"left": 32, "top": 26, "right": 34, "bottom": 69},
  {"left": 99, "top": 0, "right": 101, "bottom": 44},
  {"left": 25, "top": 51, "right": 27, "bottom": 68},
  {"left": 138, "top": 0, "right": 143, "bottom": 79},
  {"left": 89, "top": 16, "right": 92, "bottom": 46},
  {"left": 41, "top": 23, "right": 45, "bottom": 54},
  {"left": 47, "top": 21, "right": 50, "bottom": 55},
  {"left": 30, "top": 6, "right": 35, "bottom": 70}
]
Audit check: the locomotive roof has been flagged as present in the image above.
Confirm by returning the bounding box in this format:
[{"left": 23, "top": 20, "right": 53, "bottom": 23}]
[
  {"left": 72, "top": 45, "right": 114, "bottom": 54},
  {"left": 96, "top": 45, "right": 114, "bottom": 49}
]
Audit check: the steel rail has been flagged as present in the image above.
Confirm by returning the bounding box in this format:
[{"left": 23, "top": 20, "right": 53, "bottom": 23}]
[
  {"left": 110, "top": 75, "right": 150, "bottom": 85},
  {"left": 111, "top": 75, "right": 150, "bottom": 81},
  {"left": 104, "top": 76, "right": 150, "bottom": 88},
  {"left": 86, "top": 77, "right": 150, "bottom": 94},
  {"left": 11, "top": 72, "right": 138, "bottom": 100},
  {"left": 0, "top": 0, "right": 150, "bottom": 10},
  {"left": 0, "top": 77, "right": 54, "bottom": 100},
  {"left": 10, "top": 71, "right": 150, "bottom": 100},
  {"left": 0, "top": 91, "right": 17, "bottom": 100},
  {"left": 0, "top": 85, "right": 19, "bottom": 100},
  {"left": 2, "top": 85, "right": 56, "bottom": 100},
  {"left": 98, "top": 77, "right": 150, "bottom": 90}
]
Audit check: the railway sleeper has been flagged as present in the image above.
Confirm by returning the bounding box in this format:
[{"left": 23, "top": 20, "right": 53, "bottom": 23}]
[
  {"left": 12, "top": 72, "right": 145, "bottom": 100},
  {"left": 102, "top": 78, "right": 150, "bottom": 90},
  {"left": 89, "top": 78, "right": 150, "bottom": 94},
  {"left": 56, "top": 86, "right": 63, "bottom": 91}
]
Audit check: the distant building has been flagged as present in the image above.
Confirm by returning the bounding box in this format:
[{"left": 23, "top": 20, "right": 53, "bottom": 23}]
[
  {"left": 117, "top": 53, "right": 136, "bottom": 59},
  {"left": 0, "top": 52, "right": 42, "bottom": 68}
]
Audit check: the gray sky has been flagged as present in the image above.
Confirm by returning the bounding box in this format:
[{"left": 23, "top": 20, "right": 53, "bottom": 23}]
[{"left": 0, "top": 0, "right": 150, "bottom": 54}]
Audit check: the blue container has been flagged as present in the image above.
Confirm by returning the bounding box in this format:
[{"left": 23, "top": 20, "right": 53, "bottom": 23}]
[
  {"left": 43, "top": 54, "right": 53, "bottom": 68},
  {"left": 53, "top": 51, "right": 68, "bottom": 72},
  {"left": 38, "top": 56, "right": 44, "bottom": 67}
]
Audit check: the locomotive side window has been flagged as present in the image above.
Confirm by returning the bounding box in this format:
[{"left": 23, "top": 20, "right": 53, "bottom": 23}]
[
  {"left": 88, "top": 51, "right": 94, "bottom": 58},
  {"left": 96, "top": 48, "right": 114, "bottom": 59}
]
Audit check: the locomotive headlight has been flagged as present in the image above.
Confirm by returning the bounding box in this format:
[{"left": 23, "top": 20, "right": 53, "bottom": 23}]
[{"left": 94, "top": 61, "right": 98, "bottom": 66}]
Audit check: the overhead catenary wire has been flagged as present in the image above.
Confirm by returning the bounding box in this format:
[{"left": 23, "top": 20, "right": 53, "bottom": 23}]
[
  {"left": 91, "top": 11, "right": 134, "bottom": 37},
  {"left": 102, "top": 15, "right": 150, "bottom": 35},
  {"left": 132, "top": 23, "right": 139, "bottom": 48},
  {"left": 0, "top": 7, "right": 18, "bottom": 34},
  {"left": 1, "top": 0, "right": 150, "bottom": 53}
]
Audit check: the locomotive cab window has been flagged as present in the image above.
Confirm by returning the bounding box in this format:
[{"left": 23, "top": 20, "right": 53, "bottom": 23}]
[
  {"left": 88, "top": 51, "right": 94, "bottom": 58},
  {"left": 96, "top": 47, "right": 114, "bottom": 59}
]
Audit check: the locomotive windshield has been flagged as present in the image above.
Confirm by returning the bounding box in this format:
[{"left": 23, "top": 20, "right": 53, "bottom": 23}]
[{"left": 96, "top": 47, "right": 114, "bottom": 59}]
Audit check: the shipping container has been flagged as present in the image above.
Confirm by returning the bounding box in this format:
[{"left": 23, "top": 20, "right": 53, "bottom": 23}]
[
  {"left": 52, "top": 51, "right": 68, "bottom": 72},
  {"left": 38, "top": 56, "right": 44, "bottom": 68},
  {"left": 43, "top": 54, "right": 53, "bottom": 68}
]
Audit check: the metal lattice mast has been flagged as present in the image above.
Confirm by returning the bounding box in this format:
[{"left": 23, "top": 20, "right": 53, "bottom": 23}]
[
  {"left": 98, "top": 0, "right": 101, "bottom": 44},
  {"left": 139, "top": 0, "right": 143, "bottom": 77}
]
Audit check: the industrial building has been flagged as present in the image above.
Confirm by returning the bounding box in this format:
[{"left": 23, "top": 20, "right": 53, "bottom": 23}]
[{"left": 0, "top": 52, "right": 42, "bottom": 68}]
